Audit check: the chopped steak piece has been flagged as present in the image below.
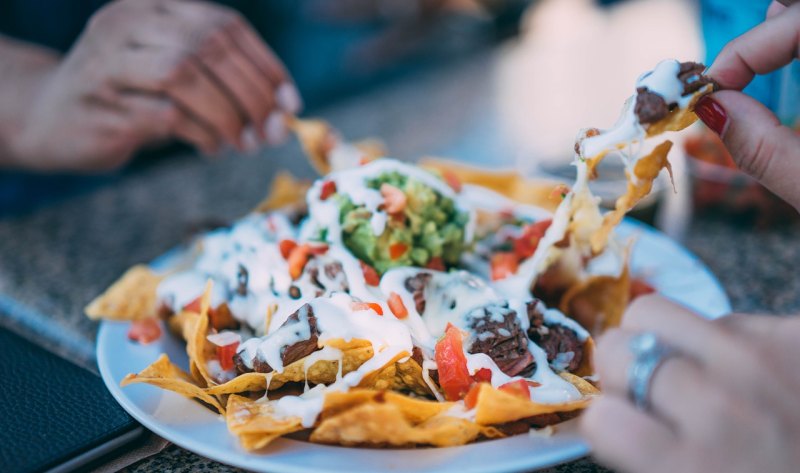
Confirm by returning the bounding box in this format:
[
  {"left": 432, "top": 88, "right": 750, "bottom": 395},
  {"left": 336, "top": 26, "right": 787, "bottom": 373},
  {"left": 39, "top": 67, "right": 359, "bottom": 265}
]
[
  {"left": 635, "top": 88, "right": 670, "bottom": 125},
  {"left": 678, "top": 61, "right": 715, "bottom": 95},
  {"left": 233, "top": 304, "right": 320, "bottom": 375},
  {"left": 635, "top": 61, "right": 715, "bottom": 124},
  {"left": 527, "top": 300, "right": 583, "bottom": 372},
  {"left": 404, "top": 272, "right": 432, "bottom": 314},
  {"left": 308, "top": 258, "right": 349, "bottom": 293},
  {"left": 466, "top": 304, "right": 535, "bottom": 377}
]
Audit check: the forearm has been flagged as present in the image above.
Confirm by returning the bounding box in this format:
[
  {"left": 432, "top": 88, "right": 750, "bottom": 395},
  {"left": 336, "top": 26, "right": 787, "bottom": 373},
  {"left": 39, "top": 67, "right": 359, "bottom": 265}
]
[{"left": 0, "top": 36, "right": 60, "bottom": 167}]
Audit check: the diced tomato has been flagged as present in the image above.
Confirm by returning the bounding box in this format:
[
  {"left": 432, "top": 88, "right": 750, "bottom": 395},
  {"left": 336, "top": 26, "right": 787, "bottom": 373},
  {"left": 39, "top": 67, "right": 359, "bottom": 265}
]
[
  {"left": 360, "top": 261, "right": 381, "bottom": 286},
  {"left": 499, "top": 208, "right": 516, "bottom": 220},
  {"left": 217, "top": 342, "right": 240, "bottom": 371},
  {"left": 380, "top": 183, "right": 407, "bottom": 214},
  {"left": 359, "top": 156, "right": 371, "bottom": 166},
  {"left": 630, "top": 278, "right": 656, "bottom": 300},
  {"left": 306, "top": 243, "right": 329, "bottom": 255},
  {"left": 498, "top": 379, "right": 531, "bottom": 399},
  {"left": 288, "top": 245, "right": 311, "bottom": 279},
  {"left": 549, "top": 184, "right": 571, "bottom": 201},
  {"left": 435, "top": 324, "right": 473, "bottom": 401},
  {"left": 473, "top": 368, "right": 492, "bottom": 383},
  {"left": 183, "top": 296, "right": 203, "bottom": 313},
  {"left": 426, "top": 256, "right": 445, "bottom": 271},
  {"left": 443, "top": 170, "right": 462, "bottom": 193},
  {"left": 319, "top": 180, "right": 337, "bottom": 200},
  {"left": 352, "top": 301, "right": 384, "bottom": 316},
  {"left": 127, "top": 318, "right": 162, "bottom": 344},
  {"left": 389, "top": 243, "right": 408, "bottom": 260},
  {"left": 464, "top": 383, "right": 482, "bottom": 409},
  {"left": 208, "top": 303, "right": 237, "bottom": 330},
  {"left": 279, "top": 239, "right": 298, "bottom": 259},
  {"left": 513, "top": 219, "right": 552, "bottom": 259},
  {"left": 490, "top": 252, "right": 519, "bottom": 281},
  {"left": 387, "top": 292, "right": 408, "bottom": 319}
]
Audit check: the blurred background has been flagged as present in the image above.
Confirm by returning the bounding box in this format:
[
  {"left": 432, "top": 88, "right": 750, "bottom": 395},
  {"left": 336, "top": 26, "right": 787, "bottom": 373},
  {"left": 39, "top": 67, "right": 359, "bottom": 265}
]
[
  {"left": 1, "top": 0, "right": 796, "bottom": 228},
  {"left": 1, "top": 2, "right": 798, "bottom": 471}
]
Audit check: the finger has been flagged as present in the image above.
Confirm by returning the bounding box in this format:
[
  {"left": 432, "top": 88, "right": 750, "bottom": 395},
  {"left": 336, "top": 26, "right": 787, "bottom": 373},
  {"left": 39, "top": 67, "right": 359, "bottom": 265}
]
[
  {"left": 166, "top": 0, "right": 301, "bottom": 113},
  {"left": 110, "top": 46, "right": 245, "bottom": 150},
  {"left": 147, "top": 5, "right": 277, "bottom": 139},
  {"left": 227, "top": 22, "right": 302, "bottom": 114},
  {"left": 694, "top": 91, "right": 800, "bottom": 209},
  {"left": 621, "top": 295, "right": 763, "bottom": 387},
  {"left": 116, "top": 91, "right": 220, "bottom": 155},
  {"left": 595, "top": 328, "right": 731, "bottom": 433},
  {"left": 767, "top": 1, "right": 787, "bottom": 18},
  {"left": 581, "top": 395, "right": 679, "bottom": 473},
  {"left": 707, "top": 3, "right": 800, "bottom": 90}
]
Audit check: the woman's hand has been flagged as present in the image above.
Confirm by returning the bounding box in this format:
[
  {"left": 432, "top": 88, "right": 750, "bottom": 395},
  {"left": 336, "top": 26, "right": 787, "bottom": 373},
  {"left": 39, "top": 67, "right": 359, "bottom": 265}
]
[
  {"left": 8, "top": 0, "right": 300, "bottom": 171},
  {"left": 581, "top": 294, "right": 800, "bottom": 473},
  {"left": 694, "top": 1, "right": 800, "bottom": 210}
]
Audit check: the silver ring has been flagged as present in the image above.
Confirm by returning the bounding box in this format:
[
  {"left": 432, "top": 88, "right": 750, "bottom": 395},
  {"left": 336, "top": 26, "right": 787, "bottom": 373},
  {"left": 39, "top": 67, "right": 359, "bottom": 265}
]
[{"left": 627, "top": 332, "right": 677, "bottom": 411}]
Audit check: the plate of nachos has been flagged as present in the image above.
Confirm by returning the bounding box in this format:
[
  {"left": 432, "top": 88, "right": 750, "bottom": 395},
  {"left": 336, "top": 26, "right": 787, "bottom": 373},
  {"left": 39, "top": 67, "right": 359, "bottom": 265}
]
[{"left": 88, "top": 60, "right": 730, "bottom": 472}]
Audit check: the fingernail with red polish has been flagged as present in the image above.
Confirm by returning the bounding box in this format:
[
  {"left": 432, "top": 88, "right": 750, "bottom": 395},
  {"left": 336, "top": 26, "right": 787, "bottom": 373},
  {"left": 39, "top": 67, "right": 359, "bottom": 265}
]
[{"left": 695, "top": 95, "right": 728, "bottom": 136}]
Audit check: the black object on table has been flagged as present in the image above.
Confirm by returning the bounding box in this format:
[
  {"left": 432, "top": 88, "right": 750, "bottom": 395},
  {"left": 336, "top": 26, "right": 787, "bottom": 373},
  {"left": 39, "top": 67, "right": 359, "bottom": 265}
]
[{"left": 0, "top": 327, "right": 144, "bottom": 473}]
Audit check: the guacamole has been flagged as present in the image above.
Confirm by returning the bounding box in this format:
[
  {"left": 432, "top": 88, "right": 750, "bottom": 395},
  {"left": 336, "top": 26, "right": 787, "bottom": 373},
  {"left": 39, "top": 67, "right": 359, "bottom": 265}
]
[{"left": 336, "top": 171, "right": 470, "bottom": 274}]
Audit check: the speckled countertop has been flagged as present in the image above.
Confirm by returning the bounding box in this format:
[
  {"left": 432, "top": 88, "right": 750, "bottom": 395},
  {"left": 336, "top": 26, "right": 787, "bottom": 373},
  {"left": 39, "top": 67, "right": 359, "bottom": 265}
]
[{"left": 1, "top": 51, "right": 798, "bottom": 473}]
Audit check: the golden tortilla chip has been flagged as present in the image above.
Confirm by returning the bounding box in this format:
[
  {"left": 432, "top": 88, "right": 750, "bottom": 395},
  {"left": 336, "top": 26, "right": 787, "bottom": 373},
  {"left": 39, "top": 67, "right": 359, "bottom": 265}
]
[
  {"left": 320, "top": 389, "right": 452, "bottom": 423},
  {"left": 472, "top": 383, "right": 592, "bottom": 425},
  {"left": 571, "top": 337, "right": 596, "bottom": 378},
  {"left": 353, "top": 139, "right": 387, "bottom": 163},
  {"left": 287, "top": 116, "right": 334, "bottom": 175},
  {"left": 121, "top": 354, "right": 225, "bottom": 413},
  {"left": 226, "top": 395, "right": 305, "bottom": 450},
  {"left": 287, "top": 116, "right": 386, "bottom": 175},
  {"left": 421, "top": 158, "right": 561, "bottom": 212},
  {"left": 311, "top": 390, "right": 489, "bottom": 447},
  {"left": 186, "top": 281, "right": 216, "bottom": 387},
  {"left": 645, "top": 83, "right": 714, "bottom": 137},
  {"left": 560, "top": 263, "right": 631, "bottom": 335},
  {"left": 252, "top": 171, "right": 311, "bottom": 214},
  {"left": 559, "top": 372, "right": 600, "bottom": 396},
  {"left": 590, "top": 141, "right": 673, "bottom": 253},
  {"left": 206, "top": 339, "right": 427, "bottom": 396},
  {"left": 84, "top": 265, "right": 163, "bottom": 321}
]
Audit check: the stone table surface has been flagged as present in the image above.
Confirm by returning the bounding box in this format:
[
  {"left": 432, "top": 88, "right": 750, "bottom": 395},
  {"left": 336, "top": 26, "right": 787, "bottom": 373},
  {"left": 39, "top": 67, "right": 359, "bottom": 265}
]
[{"left": 1, "top": 51, "right": 798, "bottom": 473}]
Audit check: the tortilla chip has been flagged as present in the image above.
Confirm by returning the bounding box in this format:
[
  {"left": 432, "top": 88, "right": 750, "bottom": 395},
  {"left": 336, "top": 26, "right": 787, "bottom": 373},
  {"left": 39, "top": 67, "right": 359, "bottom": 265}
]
[
  {"left": 311, "top": 390, "right": 487, "bottom": 447},
  {"left": 167, "top": 309, "right": 197, "bottom": 339},
  {"left": 226, "top": 395, "right": 305, "bottom": 450},
  {"left": 571, "top": 337, "right": 596, "bottom": 378},
  {"left": 207, "top": 339, "right": 429, "bottom": 396},
  {"left": 473, "top": 383, "right": 592, "bottom": 425},
  {"left": 590, "top": 141, "right": 673, "bottom": 253},
  {"left": 421, "top": 158, "right": 560, "bottom": 212},
  {"left": 121, "top": 354, "right": 225, "bottom": 413},
  {"left": 392, "top": 358, "right": 431, "bottom": 396},
  {"left": 560, "top": 263, "right": 631, "bottom": 335},
  {"left": 186, "top": 281, "right": 216, "bottom": 387},
  {"left": 645, "top": 83, "right": 714, "bottom": 137},
  {"left": 320, "top": 389, "right": 452, "bottom": 424},
  {"left": 84, "top": 265, "right": 163, "bottom": 321},
  {"left": 559, "top": 372, "right": 600, "bottom": 396},
  {"left": 287, "top": 117, "right": 335, "bottom": 175},
  {"left": 252, "top": 171, "right": 311, "bottom": 214},
  {"left": 353, "top": 139, "right": 387, "bottom": 163}
]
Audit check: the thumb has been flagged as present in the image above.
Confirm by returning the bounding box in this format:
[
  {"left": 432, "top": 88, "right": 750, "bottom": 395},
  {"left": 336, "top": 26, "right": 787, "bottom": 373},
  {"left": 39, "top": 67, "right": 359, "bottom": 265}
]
[{"left": 695, "top": 90, "right": 800, "bottom": 210}]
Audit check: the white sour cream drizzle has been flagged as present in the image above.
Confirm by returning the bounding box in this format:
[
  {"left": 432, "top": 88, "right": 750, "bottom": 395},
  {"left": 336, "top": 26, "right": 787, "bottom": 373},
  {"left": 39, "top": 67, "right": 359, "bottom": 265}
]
[
  {"left": 578, "top": 59, "right": 693, "bottom": 171},
  {"left": 155, "top": 158, "right": 595, "bottom": 428}
]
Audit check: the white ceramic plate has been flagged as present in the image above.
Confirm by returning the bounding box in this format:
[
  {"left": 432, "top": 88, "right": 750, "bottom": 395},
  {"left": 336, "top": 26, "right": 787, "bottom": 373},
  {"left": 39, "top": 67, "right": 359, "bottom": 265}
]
[{"left": 97, "top": 219, "right": 731, "bottom": 473}]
